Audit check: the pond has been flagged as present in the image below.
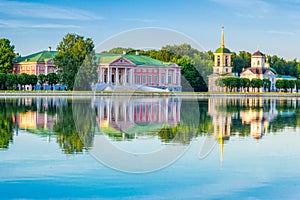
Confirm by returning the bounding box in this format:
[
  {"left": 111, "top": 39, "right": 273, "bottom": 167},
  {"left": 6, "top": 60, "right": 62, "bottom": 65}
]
[{"left": 1, "top": 96, "right": 300, "bottom": 199}]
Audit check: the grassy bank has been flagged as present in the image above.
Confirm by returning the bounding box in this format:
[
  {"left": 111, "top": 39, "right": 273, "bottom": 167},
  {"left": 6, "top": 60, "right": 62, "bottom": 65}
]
[{"left": 1, "top": 90, "right": 300, "bottom": 98}]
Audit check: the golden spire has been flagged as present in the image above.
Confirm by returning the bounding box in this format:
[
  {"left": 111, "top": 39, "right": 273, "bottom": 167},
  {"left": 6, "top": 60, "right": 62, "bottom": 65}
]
[
  {"left": 220, "top": 137, "right": 224, "bottom": 167},
  {"left": 221, "top": 25, "right": 225, "bottom": 48}
]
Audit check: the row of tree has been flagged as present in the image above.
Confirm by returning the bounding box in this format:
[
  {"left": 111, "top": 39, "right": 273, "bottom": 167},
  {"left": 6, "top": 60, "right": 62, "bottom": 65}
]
[
  {"left": 0, "top": 73, "right": 59, "bottom": 90},
  {"left": 216, "top": 77, "right": 300, "bottom": 92}
]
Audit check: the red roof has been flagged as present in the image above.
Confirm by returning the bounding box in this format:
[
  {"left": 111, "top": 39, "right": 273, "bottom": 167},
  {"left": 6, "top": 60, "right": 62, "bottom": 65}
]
[{"left": 252, "top": 50, "right": 264, "bottom": 57}]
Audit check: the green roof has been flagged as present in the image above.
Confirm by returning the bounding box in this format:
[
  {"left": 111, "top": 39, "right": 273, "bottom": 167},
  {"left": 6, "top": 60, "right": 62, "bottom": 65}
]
[
  {"left": 277, "top": 75, "right": 297, "bottom": 80},
  {"left": 96, "top": 53, "right": 169, "bottom": 66},
  {"left": 215, "top": 47, "right": 231, "bottom": 54},
  {"left": 15, "top": 50, "right": 58, "bottom": 63}
]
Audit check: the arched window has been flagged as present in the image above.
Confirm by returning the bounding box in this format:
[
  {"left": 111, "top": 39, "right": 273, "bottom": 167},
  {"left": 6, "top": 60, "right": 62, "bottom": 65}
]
[
  {"left": 225, "top": 56, "right": 228, "bottom": 66},
  {"left": 257, "top": 60, "right": 260, "bottom": 66},
  {"left": 217, "top": 56, "right": 220, "bottom": 66}
]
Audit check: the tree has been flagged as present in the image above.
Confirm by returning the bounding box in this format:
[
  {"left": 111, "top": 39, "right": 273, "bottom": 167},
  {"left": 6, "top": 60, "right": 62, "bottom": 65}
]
[
  {"left": 6, "top": 73, "right": 18, "bottom": 90},
  {"left": 38, "top": 74, "right": 47, "bottom": 90},
  {"left": 28, "top": 74, "right": 38, "bottom": 90},
  {"left": 239, "top": 78, "right": 250, "bottom": 92},
  {"left": 18, "top": 73, "right": 30, "bottom": 90},
  {"left": 288, "top": 80, "right": 295, "bottom": 93},
  {"left": 250, "top": 78, "right": 263, "bottom": 92},
  {"left": 263, "top": 79, "right": 271, "bottom": 92},
  {"left": 47, "top": 73, "right": 59, "bottom": 90},
  {"left": 232, "top": 51, "right": 251, "bottom": 74},
  {"left": 0, "top": 38, "right": 16, "bottom": 73},
  {"left": 55, "top": 33, "right": 94, "bottom": 90},
  {"left": 0, "top": 73, "right": 6, "bottom": 90},
  {"left": 74, "top": 52, "right": 98, "bottom": 91},
  {"left": 296, "top": 80, "right": 300, "bottom": 93},
  {"left": 275, "top": 80, "right": 285, "bottom": 92},
  {"left": 222, "top": 77, "right": 239, "bottom": 92}
]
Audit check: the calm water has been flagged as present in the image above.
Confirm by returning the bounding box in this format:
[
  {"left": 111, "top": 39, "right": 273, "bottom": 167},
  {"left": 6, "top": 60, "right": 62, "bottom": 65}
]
[{"left": 1, "top": 96, "right": 300, "bottom": 199}]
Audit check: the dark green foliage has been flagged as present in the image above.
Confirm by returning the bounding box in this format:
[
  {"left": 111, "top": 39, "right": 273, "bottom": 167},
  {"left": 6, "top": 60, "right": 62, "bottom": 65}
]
[
  {"left": 0, "top": 38, "right": 16, "bottom": 73},
  {"left": 55, "top": 33, "right": 94, "bottom": 90}
]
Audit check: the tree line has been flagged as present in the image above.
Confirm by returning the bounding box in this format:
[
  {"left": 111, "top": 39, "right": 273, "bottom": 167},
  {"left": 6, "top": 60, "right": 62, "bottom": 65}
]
[
  {"left": 0, "top": 72, "right": 59, "bottom": 90},
  {"left": 215, "top": 77, "right": 300, "bottom": 92}
]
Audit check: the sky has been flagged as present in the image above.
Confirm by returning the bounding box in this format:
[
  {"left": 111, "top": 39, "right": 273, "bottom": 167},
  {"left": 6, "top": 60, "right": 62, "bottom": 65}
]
[{"left": 0, "top": 0, "right": 299, "bottom": 60}]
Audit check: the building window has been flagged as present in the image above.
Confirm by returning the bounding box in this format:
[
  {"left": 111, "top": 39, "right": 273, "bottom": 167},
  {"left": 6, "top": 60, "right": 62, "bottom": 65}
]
[
  {"left": 136, "top": 75, "right": 140, "bottom": 84},
  {"left": 148, "top": 75, "right": 152, "bottom": 85},
  {"left": 175, "top": 75, "right": 178, "bottom": 85},
  {"left": 217, "top": 56, "right": 220, "bottom": 66},
  {"left": 161, "top": 75, "right": 165, "bottom": 84},
  {"left": 142, "top": 75, "right": 146, "bottom": 84},
  {"left": 257, "top": 60, "right": 260, "bottom": 65},
  {"left": 119, "top": 59, "right": 124, "bottom": 63},
  {"left": 154, "top": 75, "right": 158, "bottom": 85},
  {"left": 168, "top": 75, "right": 172, "bottom": 84},
  {"left": 225, "top": 56, "right": 228, "bottom": 66}
]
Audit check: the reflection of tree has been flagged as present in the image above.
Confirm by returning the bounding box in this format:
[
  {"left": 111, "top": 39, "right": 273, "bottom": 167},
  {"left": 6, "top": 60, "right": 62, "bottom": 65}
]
[
  {"left": 54, "top": 101, "right": 83, "bottom": 154},
  {"left": 0, "top": 113, "right": 13, "bottom": 149},
  {"left": 54, "top": 100, "right": 94, "bottom": 154},
  {"left": 158, "top": 99, "right": 214, "bottom": 144}
]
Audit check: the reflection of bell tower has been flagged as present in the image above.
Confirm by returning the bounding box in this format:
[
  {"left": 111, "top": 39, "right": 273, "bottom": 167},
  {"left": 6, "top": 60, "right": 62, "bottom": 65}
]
[{"left": 208, "top": 98, "right": 232, "bottom": 165}]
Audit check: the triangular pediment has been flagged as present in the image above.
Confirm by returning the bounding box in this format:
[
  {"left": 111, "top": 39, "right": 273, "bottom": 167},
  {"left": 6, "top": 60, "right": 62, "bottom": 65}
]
[{"left": 110, "top": 57, "right": 135, "bottom": 66}]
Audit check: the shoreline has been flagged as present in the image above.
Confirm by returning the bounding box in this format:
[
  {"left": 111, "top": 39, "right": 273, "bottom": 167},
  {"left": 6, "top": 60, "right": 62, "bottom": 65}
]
[{"left": 0, "top": 91, "right": 300, "bottom": 98}]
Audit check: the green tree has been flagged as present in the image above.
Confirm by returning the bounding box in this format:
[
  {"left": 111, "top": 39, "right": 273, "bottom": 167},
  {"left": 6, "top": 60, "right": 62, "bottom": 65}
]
[
  {"left": 55, "top": 33, "right": 94, "bottom": 90},
  {"left": 0, "top": 73, "right": 6, "bottom": 90},
  {"left": 38, "top": 74, "right": 47, "bottom": 90},
  {"left": 74, "top": 52, "right": 98, "bottom": 91},
  {"left": 232, "top": 51, "right": 251, "bottom": 74},
  {"left": 239, "top": 78, "right": 250, "bottom": 92},
  {"left": 263, "top": 79, "right": 271, "bottom": 92},
  {"left": 0, "top": 38, "right": 16, "bottom": 73},
  {"left": 47, "top": 73, "right": 59, "bottom": 90},
  {"left": 28, "top": 74, "right": 38, "bottom": 90},
  {"left": 6, "top": 73, "right": 18, "bottom": 90},
  {"left": 288, "top": 80, "right": 295, "bottom": 93},
  {"left": 295, "top": 80, "right": 300, "bottom": 93},
  {"left": 222, "top": 77, "right": 239, "bottom": 92},
  {"left": 275, "top": 80, "right": 285, "bottom": 92},
  {"left": 250, "top": 78, "right": 263, "bottom": 92},
  {"left": 17, "top": 73, "right": 30, "bottom": 90}
]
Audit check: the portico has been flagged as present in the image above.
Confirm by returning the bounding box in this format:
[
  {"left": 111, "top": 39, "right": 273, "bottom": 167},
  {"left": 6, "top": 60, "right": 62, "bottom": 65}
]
[{"left": 98, "top": 66, "right": 135, "bottom": 85}]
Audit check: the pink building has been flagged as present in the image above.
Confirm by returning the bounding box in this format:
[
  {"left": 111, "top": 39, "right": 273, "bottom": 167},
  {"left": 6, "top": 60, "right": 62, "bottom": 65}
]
[
  {"left": 13, "top": 47, "right": 57, "bottom": 76},
  {"left": 96, "top": 53, "right": 182, "bottom": 92}
]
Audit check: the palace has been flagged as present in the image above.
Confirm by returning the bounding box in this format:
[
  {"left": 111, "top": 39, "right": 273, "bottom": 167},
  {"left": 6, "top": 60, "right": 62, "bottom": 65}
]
[{"left": 94, "top": 53, "right": 182, "bottom": 92}]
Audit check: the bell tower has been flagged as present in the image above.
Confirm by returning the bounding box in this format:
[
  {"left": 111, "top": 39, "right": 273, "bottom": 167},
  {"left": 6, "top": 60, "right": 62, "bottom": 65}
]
[{"left": 213, "top": 26, "right": 232, "bottom": 74}]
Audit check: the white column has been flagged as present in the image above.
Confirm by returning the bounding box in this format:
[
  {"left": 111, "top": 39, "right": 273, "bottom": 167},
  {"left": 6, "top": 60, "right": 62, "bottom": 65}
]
[
  {"left": 165, "top": 69, "right": 168, "bottom": 85},
  {"left": 116, "top": 68, "right": 119, "bottom": 85},
  {"left": 159, "top": 68, "right": 161, "bottom": 85},
  {"left": 131, "top": 68, "right": 134, "bottom": 85},
  {"left": 108, "top": 67, "right": 110, "bottom": 83},
  {"left": 124, "top": 68, "right": 127, "bottom": 85},
  {"left": 102, "top": 68, "right": 105, "bottom": 83}
]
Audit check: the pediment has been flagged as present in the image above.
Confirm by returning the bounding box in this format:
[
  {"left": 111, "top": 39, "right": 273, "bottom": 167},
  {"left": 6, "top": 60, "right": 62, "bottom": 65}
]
[{"left": 110, "top": 57, "right": 134, "bottom": 66}]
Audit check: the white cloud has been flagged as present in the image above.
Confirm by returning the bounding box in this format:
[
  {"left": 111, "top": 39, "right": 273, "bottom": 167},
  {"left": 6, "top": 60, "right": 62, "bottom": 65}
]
[
  {"left": 0, "top": 0, "right": 102, "bottom": 20},
  {"left": 0, "top": 19, "right": 80, "bottom": 29},
  {"left": 121, "top": 18, "right": 157, "bottom": 23}
]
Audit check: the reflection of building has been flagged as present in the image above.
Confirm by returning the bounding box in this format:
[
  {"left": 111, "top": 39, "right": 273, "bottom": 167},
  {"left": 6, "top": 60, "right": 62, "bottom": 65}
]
[
  {"left": 17, "top": 111, "right": 56, "bottom": 130},
  {"left": 93, "top": 98, "right": 181, "bottom": 136},
  {"left": 239, "top": 98, "right": 277, "bottom": 139},
  {"left": 95, "top": 53, "right": 182, "bottom": 92},
  {"left": 208, "top": 26, "right": 234, "bottom": 92},
  {"left": 208, "top": 98, "right": 233, "bottom": 164}
]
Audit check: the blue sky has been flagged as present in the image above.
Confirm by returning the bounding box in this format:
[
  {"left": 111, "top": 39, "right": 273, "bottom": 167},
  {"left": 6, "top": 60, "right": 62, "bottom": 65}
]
[{"left": 0, "top": 0, "right": 299, "bottom": 60}]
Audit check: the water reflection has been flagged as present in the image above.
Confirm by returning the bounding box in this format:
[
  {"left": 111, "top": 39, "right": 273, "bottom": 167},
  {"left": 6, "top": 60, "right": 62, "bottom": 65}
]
[{"left": 0, "top": 96, "right": 299, "bottom": 156}]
